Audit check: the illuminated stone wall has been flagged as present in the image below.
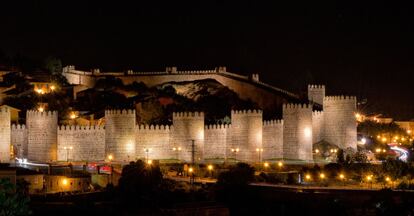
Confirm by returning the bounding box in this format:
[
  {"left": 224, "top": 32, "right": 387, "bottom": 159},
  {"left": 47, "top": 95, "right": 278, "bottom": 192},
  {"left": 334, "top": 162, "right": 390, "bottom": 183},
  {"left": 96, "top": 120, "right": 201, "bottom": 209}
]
[
  {"left": 308, "top": 85, "right": 325, "bottom": 105},
  {"left": 26, "top": 110, "right": 58, "bottom": 162},
  {"left": 230, "top": 110, "right": 263, "bottom": 162},
  {"left": 135, "top": 125, "right": 171, "bottom": 160},
  {"left": 323, "top": 96, "right": 357, "bottom": 150},
  {"left": 105, "top": 109, "right": 136, "bottom": 162},
  {"left": 312, "top": 111, "right": 324, "bottom": 144},
  {"left": 262, "top": 120, "right": 283, "bottom": 160},
  {"left": 171, "top": 112, "right": 205, "bottom": 162},
  {"left": 11, "top": 124, "right": 27, "bottom": 158},
  {"left": 283, "top": 104, "right": 313, "bottom": 161},
  {"left": 57, "top": 125, "right": 105, "bottom": 161},
  {"left": 204, "top": 124, "right": 230, "bottom": 160},
  {"left": 62, "top": 66, "right": 297, "bottom": 113},
  {"left": 0, "top": 107, "right": 10, "bottom": 162}
]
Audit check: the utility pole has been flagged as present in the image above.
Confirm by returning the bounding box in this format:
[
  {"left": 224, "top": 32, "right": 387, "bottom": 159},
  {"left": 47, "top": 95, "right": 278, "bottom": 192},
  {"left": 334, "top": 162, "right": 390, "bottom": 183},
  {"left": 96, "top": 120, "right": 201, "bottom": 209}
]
[{"left": 190, "top": 139, "right": 196, "bottom": 185}]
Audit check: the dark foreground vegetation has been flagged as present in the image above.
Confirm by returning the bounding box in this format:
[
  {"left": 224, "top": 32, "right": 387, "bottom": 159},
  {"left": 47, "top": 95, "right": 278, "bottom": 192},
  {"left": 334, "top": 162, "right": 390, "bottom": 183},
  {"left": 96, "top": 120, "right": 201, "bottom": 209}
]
[{"left": 1, "top": 161, "right": 411, "bottom": 216}]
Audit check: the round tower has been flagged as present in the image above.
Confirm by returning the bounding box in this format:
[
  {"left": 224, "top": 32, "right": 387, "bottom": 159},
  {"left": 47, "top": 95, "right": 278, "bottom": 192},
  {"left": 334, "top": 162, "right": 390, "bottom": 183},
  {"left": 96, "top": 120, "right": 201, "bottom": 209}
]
[
  {"left": 282, "top": 104, "right": 313, "bottom": 161},
  {"left": 105, "top": 109, "right": 136, "bottom": 162},
  {"left": 27, "top": 110, "right": 58, "bottom": 162},
  {"left": 0, "top": 107, "right": 11, "bottom": 162},
  {"left": 171, "top": 112, "right": 205, "bottom": 162},
  {"left": 323, "top": 96, "right": 357, "bottom": 150},
  {"left": 230, "top": 110, "right": 263, "bottom": 162}
]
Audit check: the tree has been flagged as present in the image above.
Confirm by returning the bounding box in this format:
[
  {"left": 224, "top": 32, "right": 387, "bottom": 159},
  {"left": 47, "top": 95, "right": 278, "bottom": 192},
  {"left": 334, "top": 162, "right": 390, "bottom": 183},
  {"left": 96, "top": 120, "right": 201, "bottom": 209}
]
[
  {"left": 0, "top": 178, "right": 31, "bottom": 216},
  {"left": 217, "top": 163, "right": 255, "bottom": 187},
  {"left": 336, "top": 149, "right": 345, "bottom": 164},
  {"left": 44, "top": 56, "right": 62, "bottom": 75},
  {"left": 118, "top": 160, "right": 163, "bottom": 204}
]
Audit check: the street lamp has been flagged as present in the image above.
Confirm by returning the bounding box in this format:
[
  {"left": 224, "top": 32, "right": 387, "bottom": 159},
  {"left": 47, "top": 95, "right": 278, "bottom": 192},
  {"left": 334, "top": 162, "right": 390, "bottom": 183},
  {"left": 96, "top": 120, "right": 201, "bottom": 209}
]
[
  {"left": 264, "top": 162, "right": 269, "bottom": 168},
  {"left": 108, "top": 154, "right": 113, "bottom": 162},
  {"left": 305, "top": 174, "right": 312, "bottom": 181},
  {"left": 256, "top": 148, "right": 263, "bottom": 162},
  {"left": 319, "top": 173, "right": 325, "bottom": 180},
  {"left": 366, "top": 175, "right": 373, "bottom": 189},
  {"left": 172, "top": 147, "right": 182, "bottom": 161},
  {"left": 231, "top": 148, "right": 239, "bottom": 161},
  {"left": 64, "top": 146, "right": 73, "bottom": 162},
  {"left": 208, "top": 164, "right": 213, "bottom": 177},
  {"left": 277, "top": 161, "right": 283, "bottom": 169},
  {"left": 144, "top": 148, "right": 151, "bottom": 163}
]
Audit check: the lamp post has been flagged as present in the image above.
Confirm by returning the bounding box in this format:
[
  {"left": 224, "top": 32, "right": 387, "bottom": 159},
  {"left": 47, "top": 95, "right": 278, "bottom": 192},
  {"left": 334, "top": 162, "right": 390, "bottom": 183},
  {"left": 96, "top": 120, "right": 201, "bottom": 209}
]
[
  {"left": 64, "top": 146, "right": 73, "bottom": 162},
  {"left": 144, "top": 148, "right": 150, "bottom": 163},
  {"left": 256, "top": 148, "right": 263, "bottom": 162},
  {"left": 173, "top": 147, "right": 182, "bottom": 161},
  {"left": 231, "top": 148, "right": 239, "bottom": 162},
  {"left": 208, "top": 164, "right": 213, "bottom": 177}
]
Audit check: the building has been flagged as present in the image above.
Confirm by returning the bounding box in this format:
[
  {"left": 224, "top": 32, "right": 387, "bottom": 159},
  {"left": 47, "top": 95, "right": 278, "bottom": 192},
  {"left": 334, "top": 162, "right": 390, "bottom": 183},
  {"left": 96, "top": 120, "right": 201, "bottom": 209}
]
[{"left": 0, "top": 67, "right": 357, "bottom": 164}]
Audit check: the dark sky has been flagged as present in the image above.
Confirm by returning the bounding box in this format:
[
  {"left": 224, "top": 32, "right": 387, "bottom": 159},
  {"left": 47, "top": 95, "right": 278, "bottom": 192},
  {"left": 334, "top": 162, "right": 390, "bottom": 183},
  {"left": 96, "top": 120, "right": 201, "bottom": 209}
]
[{"left": 1, "top": 1, "right": 413, "bottom": 120}]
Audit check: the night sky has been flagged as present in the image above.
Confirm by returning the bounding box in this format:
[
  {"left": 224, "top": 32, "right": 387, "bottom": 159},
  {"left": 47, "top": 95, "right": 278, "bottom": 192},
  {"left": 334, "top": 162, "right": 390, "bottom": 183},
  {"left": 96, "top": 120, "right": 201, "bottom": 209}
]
[{"left": 1, "top": 1, "right": 413, "bottom": 120}]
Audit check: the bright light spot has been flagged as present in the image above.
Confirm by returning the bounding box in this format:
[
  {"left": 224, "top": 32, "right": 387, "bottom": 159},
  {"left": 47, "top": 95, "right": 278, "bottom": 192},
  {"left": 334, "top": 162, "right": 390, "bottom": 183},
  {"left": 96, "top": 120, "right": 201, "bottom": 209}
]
[
  {"left": 256, "top": 148, "right": 263, "bottom": 152},
  {"left": 208, "top": 165, "right": 213, "bottom": 171},
  {"left": 108, "top": 154, "right": 113, "bottom": 161},
  {"left": 304, "top": 128, "right": 312, "bottom": 138},
  {"left": 315, "top": 149, "right": 320, "bottom": 153},
  {"left": 62, "top": 179, "right": 68, "bottom": 186},
  {"left": 375, "top": 148, "right": 381, "bottom": 153},
  {"left": 361, "top": 138, "right": 367, "bottom": 145},
  {"left": 305, "top": 174, "right": 311, "bottom": 180},
  {"left": 339, "top": 174, "right": 345, "bottom": 179},
  {"left": 147, "top": 160, "right": 152, "bottom": 165},
  {"left": 38, "top": 107, "right": 44, "bottom": 112},
  {"left": 70, "top": 112, "right": 77, "bottom": 119},
  {"left": 50, "top": 85, "right": 56, "bottom": 91},
  {"left": 264, "top": 162, "right": 269, "bottom": 168},
  {"left": 385, "top": 177, "right": 391, "bottom": 182},
  {"left": 320, "top": 173, "right": 325, "bottom": 179},
  {"left": 126, "top": 142, "right": 134, "bottom": 152},
  {"left": 189, "top": 167, "right": 194, "bottom": 173},
  {"left": 382, "top": 137, "right": 387, "bottom": 142},
  {"left": 366, "top": 175, "right": 372, "bottom": 181},
  {"left": 277, "top": 162, "right": 283, "bottom": 167},
  {"left": 407, "top": 130, "right": 412, "bottom": 134}
]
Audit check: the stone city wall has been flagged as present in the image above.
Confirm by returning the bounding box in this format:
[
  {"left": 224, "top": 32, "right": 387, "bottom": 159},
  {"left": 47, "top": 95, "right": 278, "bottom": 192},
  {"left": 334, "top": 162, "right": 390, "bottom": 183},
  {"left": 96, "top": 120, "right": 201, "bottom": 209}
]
[
  {"left": 312, "top": 111, "right": 324, "bottom": 144},
  {"left": 0, "top": 107, "right": 10, "bottom": 162},
  {"left": 11, "top": 124, "right": 27, "bottom": 159},
  {"left": 57, "top": 125, "right": 105, "bottom": 161},
  {"left": 323, "top": 96, "right": 357, "bottom": 150},
  {"left": 26, "top": 110, "right": 58, "bottom": 162},
  {"left": 283, "top": 104, "right": 313, "bottom": 161},
  {"left": 204, "top": 124, "right": 230, "bottom": 160},
  {"left": 262, "top": 120, "right": 283, "bottom": 160},
  {"left": 105, "top": 109, "right": 136, "bottom": 162},
  {"left": 136, "top": 124, "right": 172, "bottom": 160}
]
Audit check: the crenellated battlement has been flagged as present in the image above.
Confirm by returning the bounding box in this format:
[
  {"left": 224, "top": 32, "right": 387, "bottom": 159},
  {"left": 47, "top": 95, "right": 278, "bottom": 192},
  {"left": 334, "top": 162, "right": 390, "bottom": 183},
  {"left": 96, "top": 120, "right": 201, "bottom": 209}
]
[
  {"left": 308, "top": 84, "right": 325, "bottom": 89},
  {"left": 283, "top": 103, "right": 311, "bottom": 110},
  {"left": 231, "top": 109, "right": 262, "bottom": 115},
  {"left": 263, "top": 119, "right": 283, "bottom": 126},
  {"left": 105, "top": 109, "right": 136, "bottom": 116},
  {"left": 0, "top": 107, "right": 9, "bottom": 113},
  {"left": 324, "top": 96, "right": 357, "bottom": 101},
  {"left": 27, "top": 110, "right": 58, "bottom": 118},
  {"left": 205, "top": 124, "right": 231, "bottom": 130},
  {"left": 11, "top": 124, "right": 26, "bottom": 130},
  {"left": 173, "top": 111, "right": 204, "bottom": 118},
  {"left": 137, "top": 124, "right": 171, "bottom": 131},
  {"left": 312, "top": 110, "right": 324, "bottom": 116},
  {"left": 58, "top": 125, "right": 104, "bottom": 131}
]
